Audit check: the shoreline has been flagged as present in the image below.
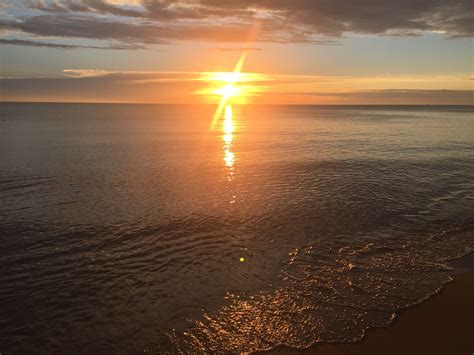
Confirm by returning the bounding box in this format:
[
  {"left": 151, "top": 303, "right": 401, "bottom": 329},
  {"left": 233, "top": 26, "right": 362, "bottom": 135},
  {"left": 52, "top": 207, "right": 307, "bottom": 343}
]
[{"left": 267, "top": 254, "right": 474, "bottom": 355}]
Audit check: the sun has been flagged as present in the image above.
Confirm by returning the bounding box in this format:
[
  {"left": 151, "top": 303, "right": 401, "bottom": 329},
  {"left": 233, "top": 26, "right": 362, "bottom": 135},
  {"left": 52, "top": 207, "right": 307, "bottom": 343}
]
[
  {"left": 194, "top": 52, "right": 267, "bottom": 129},
  {"left": 200, "top": 73, "right": 265, "bottom": 101},
  {"left": 217, "top": 83, "right": 239, "bottom": 99},
  {"left": 207, "top": 53, "right": 247, "bottom": 129}
]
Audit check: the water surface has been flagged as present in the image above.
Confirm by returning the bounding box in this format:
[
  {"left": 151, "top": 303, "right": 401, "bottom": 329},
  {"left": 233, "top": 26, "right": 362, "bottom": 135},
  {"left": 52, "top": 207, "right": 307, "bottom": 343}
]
[{"left": 0, "top": 103, "right": 473, "bottom": 352}]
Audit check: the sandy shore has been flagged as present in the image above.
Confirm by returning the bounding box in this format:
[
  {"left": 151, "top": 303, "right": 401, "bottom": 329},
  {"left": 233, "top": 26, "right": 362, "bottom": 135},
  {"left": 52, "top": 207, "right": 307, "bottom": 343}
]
[{"left": 268, "top": 255, "right": 474, "bottom": 355}]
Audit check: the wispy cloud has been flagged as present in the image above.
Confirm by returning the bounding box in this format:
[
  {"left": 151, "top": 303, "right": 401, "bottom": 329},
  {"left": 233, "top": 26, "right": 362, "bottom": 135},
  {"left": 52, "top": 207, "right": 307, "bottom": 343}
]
[
  {"left": 62, "top": 69, "right": 113, "bottom": 77},
  {"left": 0, "top": 38, "right": 144, "bottom": 49},
  {"left": 210, "top": 47, "right": 262, "bottom": 52}
]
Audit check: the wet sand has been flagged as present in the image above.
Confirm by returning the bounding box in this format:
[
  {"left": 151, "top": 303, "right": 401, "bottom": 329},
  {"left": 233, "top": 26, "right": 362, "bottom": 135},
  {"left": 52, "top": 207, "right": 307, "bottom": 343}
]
[{"left": 268, "top": 255, "right": 474, "bottom": 355}]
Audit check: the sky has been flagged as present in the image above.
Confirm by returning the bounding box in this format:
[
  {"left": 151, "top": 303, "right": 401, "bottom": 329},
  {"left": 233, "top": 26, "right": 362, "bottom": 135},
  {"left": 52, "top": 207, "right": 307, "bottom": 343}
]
[{"left": 0, "top": 0, "right": 473, "bottom": 104}]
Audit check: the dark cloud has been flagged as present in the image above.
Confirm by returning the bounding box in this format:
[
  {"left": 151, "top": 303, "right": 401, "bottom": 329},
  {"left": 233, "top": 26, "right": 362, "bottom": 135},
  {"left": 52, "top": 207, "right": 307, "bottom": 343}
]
[
  {"left": 28, "top": 0, "right": 70, "bottom": 13},
  {"left": 83, "top": 0, "right": 144, "bottom": 17},
  {"left": 0, "top": 14, "right": 314, "bottom": 44},
  {"left": 0, "top": 37, "right": 144, "bottom": 49},
  {"left": 27, "top": 0, "right": 143, "bottom": 16},
  {"left": 0, "top": 0, "right": 472, "bottom": 49},
  {"left": 199, "top": 0, "right": 474, "bottom": 37},
  {"left": 0, "top": 15, "right": 173, "bottom": 43}
]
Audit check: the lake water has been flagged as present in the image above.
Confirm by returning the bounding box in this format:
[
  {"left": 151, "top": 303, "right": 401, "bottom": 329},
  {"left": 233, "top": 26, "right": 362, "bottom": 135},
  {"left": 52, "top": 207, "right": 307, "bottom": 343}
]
[{"left": 0, "top": 103, "right": 473, "bottom": 352}]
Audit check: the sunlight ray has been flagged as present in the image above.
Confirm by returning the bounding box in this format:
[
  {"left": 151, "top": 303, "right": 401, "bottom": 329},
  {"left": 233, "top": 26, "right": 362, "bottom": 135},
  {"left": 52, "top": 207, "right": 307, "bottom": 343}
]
[{"left": 209, "top": 52, "right": 248, "bottom": 130}]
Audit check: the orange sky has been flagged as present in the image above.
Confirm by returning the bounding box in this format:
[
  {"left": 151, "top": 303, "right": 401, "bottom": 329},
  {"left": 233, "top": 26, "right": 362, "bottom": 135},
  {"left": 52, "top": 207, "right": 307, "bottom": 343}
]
[
  {"left": 1, "top": 0, "right": 473, "bottom": 104},
  {"left": 2, "top": 68, "right": 473, "bottom": 104}
]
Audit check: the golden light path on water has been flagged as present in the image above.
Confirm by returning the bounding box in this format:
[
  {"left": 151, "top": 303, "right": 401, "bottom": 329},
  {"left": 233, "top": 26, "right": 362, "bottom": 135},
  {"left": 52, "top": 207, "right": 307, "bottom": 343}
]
[
  {"left": 196, "top": 49, "right": 269, "bottom": 244},
  {"left": 197, "top": 52, "right": 265, "bottom": 185},
  {"left": 223, "top": 104, "right": 235, "bottom": 176},
  {"left": 204, "top": 53, "right": 249, "bottom": 197}
]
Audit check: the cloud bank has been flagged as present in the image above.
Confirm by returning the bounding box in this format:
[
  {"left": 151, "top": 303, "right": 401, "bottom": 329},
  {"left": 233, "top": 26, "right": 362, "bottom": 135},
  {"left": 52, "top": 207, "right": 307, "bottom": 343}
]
[
  {"left": 1, "top": 70, "right": 472, "bottom": 104},
  {"left": 0, "top": 0, "right": 472, "bottom": 49}
]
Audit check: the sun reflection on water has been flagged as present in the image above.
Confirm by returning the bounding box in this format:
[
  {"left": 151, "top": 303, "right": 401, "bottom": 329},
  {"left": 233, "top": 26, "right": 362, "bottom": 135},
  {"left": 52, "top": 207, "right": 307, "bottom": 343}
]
[{"left": 223, "top": 104, "right": 235, "bottom": 183}]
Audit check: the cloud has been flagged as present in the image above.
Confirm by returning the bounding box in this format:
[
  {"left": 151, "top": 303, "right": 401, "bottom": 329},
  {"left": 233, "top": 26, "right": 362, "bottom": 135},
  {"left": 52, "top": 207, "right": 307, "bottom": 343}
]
[
  {"left": 279, "top": 89, "right": 474, "bottom": 104},
  {"left": 0, "top": 37, "right": 144, "bottom": 49},
  {"left": 81, "top": 0, "right": 144, "bottom": 17},
  {"left": 27, "top": 0, "right": 144, "bottom": 16},
  {"left": 1, "top": 70, "right": 472, "bottom": 104},
  {"left": 62, "top": 69, "right": 113, "bottom": 77},
  {"left": 0, "top": 71, "right": 205, "bottom": 103},
  {"left": 0, "top": 15, "right": 171, "bottom": 44},
  {"left": 0, "top": 15, "right": 294, "bottom": 44},
  {"left": 210, "top": 47, "right": 261, "bottom": 52},
  {"left": 0, "top": 0, "right": 471, "bottom": 49},
  {"left": 60, "top": 69, "right": 202, "bottom": 82},
  {"left": 199, "top": 0, "right": 474, "bottom": 37}
]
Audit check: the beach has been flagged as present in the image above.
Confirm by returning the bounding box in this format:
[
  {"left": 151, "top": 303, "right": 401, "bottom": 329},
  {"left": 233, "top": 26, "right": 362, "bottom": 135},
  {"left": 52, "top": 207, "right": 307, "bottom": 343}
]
[{"left": 269, "top": 255, "right": 474, "bottom": 355}]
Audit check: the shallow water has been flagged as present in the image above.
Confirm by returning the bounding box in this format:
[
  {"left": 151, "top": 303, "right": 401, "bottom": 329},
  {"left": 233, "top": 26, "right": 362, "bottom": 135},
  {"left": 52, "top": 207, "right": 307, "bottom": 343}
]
[{"left": 0, "top": 103, "right": 473, "bottom": 352}]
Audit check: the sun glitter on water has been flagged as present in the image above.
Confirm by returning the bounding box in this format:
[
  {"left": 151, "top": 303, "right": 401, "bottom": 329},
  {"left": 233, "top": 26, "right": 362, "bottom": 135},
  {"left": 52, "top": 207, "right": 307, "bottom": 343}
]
[
  {"left": 223, "top": 105, "right": 235, "bottom": 171},
  {"left": 195, "top": 52, "right": 265, "bottom": 194}
]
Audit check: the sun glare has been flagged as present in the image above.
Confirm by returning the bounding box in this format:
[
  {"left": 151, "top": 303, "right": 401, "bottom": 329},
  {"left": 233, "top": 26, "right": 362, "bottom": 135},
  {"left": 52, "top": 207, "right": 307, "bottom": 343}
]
[
  {"left": 202, "top": 53, "right": 250, "bottom": 129},
  {"left": 199, "top": 70, "right": 265, "bottom": 102},
  {"left": 195, "top": 51, "right": 267, "bottom": 130},
  {"left": 217, "top": 83, "right": 239, "bottom": 99}
]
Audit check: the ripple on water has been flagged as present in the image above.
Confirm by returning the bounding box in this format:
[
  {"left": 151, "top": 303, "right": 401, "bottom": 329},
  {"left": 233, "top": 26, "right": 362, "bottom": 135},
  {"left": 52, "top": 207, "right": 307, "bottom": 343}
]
[{"left": 172, "top": 228, "right": 474, "bottom": 352}]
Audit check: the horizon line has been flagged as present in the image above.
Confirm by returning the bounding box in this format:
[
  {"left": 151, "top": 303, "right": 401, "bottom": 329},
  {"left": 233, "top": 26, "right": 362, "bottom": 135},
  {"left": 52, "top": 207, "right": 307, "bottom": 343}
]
[{"left": 2, "top": 101, "right": 473, "bottom": 107}]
